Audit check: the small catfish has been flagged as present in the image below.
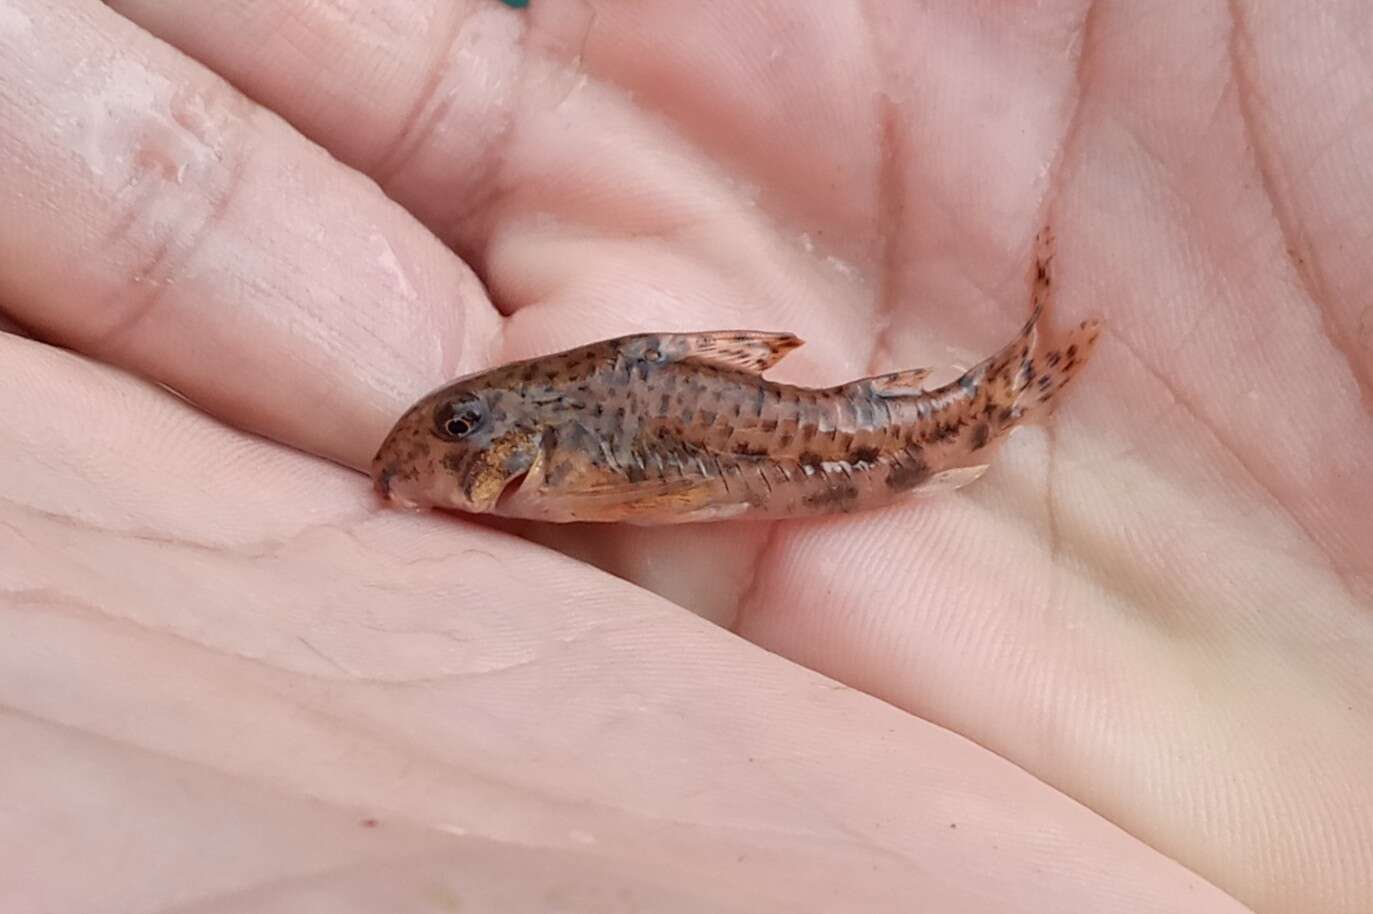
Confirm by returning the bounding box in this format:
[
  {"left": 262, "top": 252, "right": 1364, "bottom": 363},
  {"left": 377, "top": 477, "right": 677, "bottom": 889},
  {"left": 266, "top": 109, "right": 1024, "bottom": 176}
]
[{"left": 371, "top": 227, "right": 1100, "bottom": 525}]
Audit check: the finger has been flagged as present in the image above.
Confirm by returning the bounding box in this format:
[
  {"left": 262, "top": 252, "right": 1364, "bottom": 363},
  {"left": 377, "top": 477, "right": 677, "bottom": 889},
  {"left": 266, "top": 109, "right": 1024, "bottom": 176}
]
[
  {"left": 103, "top": 0, "right": 542, "bottom": 251},
  {"left": 0, "top": 332, "right": 1249, "bottom": 913},
  {"left": 102, "top": 0, "right": 882, "bottom": 263},
  {"left": 0, "top": 0, "right": 501, "bottom": 470},
  {"left": 102, "top": 0, "right": 891, "bottom": 364}
]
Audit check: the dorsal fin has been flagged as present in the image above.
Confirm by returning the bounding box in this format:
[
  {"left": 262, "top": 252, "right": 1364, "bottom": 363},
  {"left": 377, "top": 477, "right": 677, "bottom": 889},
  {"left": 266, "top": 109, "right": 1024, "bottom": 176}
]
[{"left": 656, "top": 331, "right": 804, "bottom": 374}]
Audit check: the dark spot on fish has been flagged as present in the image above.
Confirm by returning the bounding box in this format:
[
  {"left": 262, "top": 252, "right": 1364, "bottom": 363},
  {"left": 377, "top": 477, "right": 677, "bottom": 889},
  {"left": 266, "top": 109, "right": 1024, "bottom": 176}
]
[
  {"left": 970, "top": 422, "right": 990, "bottom": 451},
  {"left": 593, "top": 403, "right": 604, "bottom": 417},
  {"left": 1037, "top": 376, "right": 1052, "bottom": 390},
  {"left": 732, "top": 440, "right": 771, "bottom": 457},
  {"left": 753, "top": 385, "right": 767, "bottom": 417},
  {"left": 850, "top": 445, "right": 881, "bottom": 465},
  {"left": 760, "top": 418, "right": 778, "bottom": 433},
  {"left": 624, "top": 462, "right": 647, "bottom": 483},
  {"left": 546, "top": 459, "right": 574, "bottom": 487},
  {"left": 731, "top": 400, "right": 743, "bottom": 418},
  {"left": 998, "top": 407, "right": 1014, "bottom": 423},
  {"left": 658, "top": 394, "right": 671, "bottom": 412},
  {"left": 1067, "top": 344, "right": 1078, "bottom": 359},
  {"left": 700, "top": 410, "right": 717, "bottom": 425},
  {"left": 1046, "top": 352, "right": 1062, "bottom": 367},
  {"left": 959, "top": 374, "right": 977, "bottom": 394},
  {"left": 803, "top": 484, "right": 859, "bottom": 510},
  {"left": 777, "top": 432, "right": 794, "bottom": 449},
  {"left": 797, "top": 451, "right": 824, "bottom": 468},
  {"left": 886, "top": 453, "right": 929, "bottom": 492},
  {"left": 442, "top": 452, "right": 466, "bottom": 475}
]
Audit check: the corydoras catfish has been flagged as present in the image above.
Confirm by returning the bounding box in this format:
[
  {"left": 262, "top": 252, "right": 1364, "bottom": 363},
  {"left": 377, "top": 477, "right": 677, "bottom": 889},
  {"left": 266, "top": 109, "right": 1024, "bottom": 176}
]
[{"left": 371, "top": 227, "right": 1100, "bottom": 525}]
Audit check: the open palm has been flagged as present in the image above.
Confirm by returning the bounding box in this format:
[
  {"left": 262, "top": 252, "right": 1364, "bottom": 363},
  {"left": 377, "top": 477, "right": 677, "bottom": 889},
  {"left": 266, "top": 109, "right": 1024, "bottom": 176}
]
[{"left": 3, "top": 2, "right": 1370, "bottom": 912}]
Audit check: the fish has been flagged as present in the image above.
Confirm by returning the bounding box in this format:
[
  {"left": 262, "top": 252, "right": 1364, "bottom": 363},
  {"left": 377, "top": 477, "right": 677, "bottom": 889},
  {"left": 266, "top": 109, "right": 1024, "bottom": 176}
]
[{"left": 370, "top": 226, "right": 1100, "bottom": 525}]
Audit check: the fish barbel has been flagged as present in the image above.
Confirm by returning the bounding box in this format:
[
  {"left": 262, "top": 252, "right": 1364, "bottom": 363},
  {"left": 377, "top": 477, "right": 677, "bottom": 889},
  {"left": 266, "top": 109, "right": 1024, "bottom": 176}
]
[{"left": 371, "top": 227, "right": 1100, "bottom": 525}]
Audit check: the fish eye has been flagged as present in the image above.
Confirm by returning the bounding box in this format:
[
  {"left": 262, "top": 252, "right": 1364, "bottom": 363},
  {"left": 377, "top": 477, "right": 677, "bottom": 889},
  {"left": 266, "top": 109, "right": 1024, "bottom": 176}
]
[{"left": 434, "top": 397, "right": 486, "bottom": 441}]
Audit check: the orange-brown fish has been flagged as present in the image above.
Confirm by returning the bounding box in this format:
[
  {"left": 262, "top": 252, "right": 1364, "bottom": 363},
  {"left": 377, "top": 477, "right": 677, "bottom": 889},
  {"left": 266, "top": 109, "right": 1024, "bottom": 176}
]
[{"left": 371, "top": 227, "right": 1099, "bottom": 525}]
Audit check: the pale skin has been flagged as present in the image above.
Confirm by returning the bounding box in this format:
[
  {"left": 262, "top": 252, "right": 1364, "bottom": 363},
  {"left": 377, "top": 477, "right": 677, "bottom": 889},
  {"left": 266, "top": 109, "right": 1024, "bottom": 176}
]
[{"left": 1, "top": 1, "right": 1370, "bottom": 912}]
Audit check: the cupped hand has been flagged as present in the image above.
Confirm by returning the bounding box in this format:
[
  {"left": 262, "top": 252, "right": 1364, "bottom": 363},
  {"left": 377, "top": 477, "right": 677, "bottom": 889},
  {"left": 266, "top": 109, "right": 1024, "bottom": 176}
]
[{"left": 2, "top": 2, "right": 1370, "bottom": 912}]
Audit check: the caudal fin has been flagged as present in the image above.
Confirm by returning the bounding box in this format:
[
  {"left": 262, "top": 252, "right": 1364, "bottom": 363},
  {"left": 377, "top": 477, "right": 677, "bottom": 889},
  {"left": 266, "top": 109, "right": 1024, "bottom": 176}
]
[
  {"left": 884, "top": 227, "right": 1100, "bottom": 500},
  {"left": 961, "top": 226, "right": 1101, "bottom": 432},
  {"left": 1011, "top": 318, "right": 1101, "bottom": 423}
]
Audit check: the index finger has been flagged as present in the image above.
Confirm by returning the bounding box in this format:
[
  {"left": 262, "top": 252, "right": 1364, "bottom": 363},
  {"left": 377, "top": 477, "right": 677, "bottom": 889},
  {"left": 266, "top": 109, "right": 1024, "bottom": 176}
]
[{"left": 0, "top": 0, "right": 502, "bottom": 469}]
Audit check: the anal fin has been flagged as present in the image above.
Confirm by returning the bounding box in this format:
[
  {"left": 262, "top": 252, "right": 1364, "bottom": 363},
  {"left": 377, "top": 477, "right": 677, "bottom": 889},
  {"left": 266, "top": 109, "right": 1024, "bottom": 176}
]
[{"left": 912, "top": 465, "right": 989, "bottom": 496}]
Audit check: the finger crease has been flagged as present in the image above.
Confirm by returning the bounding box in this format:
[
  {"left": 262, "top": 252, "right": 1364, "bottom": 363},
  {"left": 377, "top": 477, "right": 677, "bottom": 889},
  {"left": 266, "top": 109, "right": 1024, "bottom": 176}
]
[{"left": 90, "top": 113, "right": 252, "bottom": 357}]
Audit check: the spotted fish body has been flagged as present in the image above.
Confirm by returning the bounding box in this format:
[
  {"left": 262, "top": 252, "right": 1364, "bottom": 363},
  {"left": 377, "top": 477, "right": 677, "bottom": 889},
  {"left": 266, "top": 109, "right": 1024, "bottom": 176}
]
[{"left": 371, "top": 228, "right": 1100, "bottom": 525}]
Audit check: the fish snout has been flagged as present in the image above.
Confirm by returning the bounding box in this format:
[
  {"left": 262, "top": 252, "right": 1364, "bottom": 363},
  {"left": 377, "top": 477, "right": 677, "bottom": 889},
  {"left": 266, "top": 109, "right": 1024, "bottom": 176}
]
[
  {"left": 370, "top": 429, "right": 408, "bottom": 504},
  {"left": 371, "top": 460, "right": 426, "bottom": 510},
  {"left": 374, "top": 464, "right": 398, "bottom": 501}
]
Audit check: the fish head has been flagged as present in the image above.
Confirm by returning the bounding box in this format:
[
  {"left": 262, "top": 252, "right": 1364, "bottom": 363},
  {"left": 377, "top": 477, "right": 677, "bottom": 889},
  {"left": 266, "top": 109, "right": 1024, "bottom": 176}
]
[{"left": 370, "top": 377, "right": 542, "bottom": 515}]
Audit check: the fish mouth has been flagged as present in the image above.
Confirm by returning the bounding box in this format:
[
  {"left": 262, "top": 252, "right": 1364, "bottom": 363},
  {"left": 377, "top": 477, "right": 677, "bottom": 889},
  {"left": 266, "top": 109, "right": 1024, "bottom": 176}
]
[{"left": 371, "top": 462, "right": 533, "bottom": 515}]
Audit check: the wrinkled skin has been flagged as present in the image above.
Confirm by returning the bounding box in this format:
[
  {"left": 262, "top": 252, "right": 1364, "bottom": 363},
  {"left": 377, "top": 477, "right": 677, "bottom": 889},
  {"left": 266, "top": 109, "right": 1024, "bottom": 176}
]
[{"left": 2, "top": 2, "right": 1371, "bottom": 912}]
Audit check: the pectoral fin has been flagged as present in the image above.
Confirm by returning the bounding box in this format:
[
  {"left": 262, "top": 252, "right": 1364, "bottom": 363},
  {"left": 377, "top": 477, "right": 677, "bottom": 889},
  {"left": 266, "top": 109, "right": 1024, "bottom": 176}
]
[{"left": 497, "top": 442, "right": 725, "bottom": 523}]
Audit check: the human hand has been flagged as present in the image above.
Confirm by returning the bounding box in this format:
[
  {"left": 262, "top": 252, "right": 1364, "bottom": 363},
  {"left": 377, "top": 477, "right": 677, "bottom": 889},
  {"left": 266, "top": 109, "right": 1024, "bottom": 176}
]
[{"left": 2, "top": 2, "right": 1368, "bottom": 912}]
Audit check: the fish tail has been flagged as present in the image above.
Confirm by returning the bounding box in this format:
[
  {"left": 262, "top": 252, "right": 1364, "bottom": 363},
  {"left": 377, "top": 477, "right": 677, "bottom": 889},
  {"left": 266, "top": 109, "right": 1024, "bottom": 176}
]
[
  {"left": 954, "top": 226, "right": 1101, "bottom": 437},
  {"left": 891, "top": 227, "right": 1100, "bottom": 503},
  {"left": 978, "top": 314, "right": 1102, "bottom": 434},
  {"left": 888, "top": 306, "right": 1100, "bottom": 500}
]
